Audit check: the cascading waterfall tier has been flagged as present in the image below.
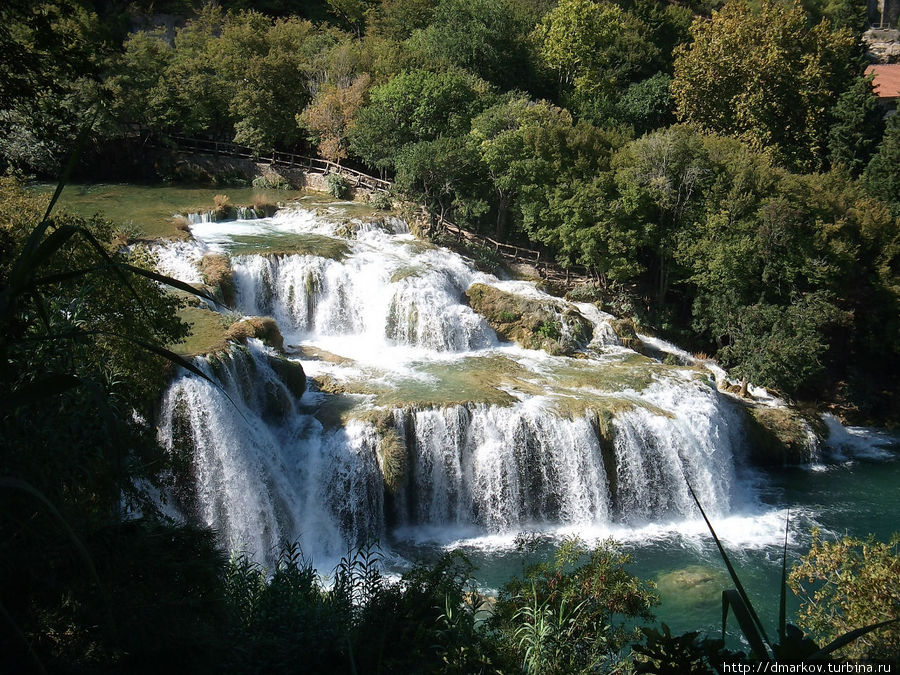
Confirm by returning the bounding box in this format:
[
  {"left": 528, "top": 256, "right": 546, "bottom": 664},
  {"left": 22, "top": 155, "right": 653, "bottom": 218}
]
[
  {"left": 155, "top": 203, "right": 758, "bottom": 563},
  {"left": 158, "top": 342, "right": 384, "bottom": 561},
  {"left": 379, "top": 377, "right": 744, "bottom": 533},
  {"left": 231, "top": 247, "right": 496, "bottom": 351}
]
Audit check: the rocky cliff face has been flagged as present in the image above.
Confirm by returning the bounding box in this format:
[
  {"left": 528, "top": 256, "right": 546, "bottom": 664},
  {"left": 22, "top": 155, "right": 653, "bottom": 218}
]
[{"left": 865, "top": 28, "right": 900, "bottom": 63}]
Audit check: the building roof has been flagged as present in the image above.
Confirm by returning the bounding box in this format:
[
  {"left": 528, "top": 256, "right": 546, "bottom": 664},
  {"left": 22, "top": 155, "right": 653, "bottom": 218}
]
[{"left": 865, "top": 64, "right": 900, "bottom": 99}]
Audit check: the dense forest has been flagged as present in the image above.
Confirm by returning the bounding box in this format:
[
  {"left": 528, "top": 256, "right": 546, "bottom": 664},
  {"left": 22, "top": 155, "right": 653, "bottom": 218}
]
[
  {"left": 2, "top": 0, "right": 899, "bottom": 421},
  {"left": 2, "top": 0, "right": 900, "bottom": 671}
]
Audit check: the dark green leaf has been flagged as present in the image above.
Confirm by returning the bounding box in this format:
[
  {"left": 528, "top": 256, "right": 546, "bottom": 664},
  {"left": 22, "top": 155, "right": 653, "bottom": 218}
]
[
  {"left": 687, "top": 480, "right": 771, "bottom": 649},
  {"left": 722, "top": 589, "right": 769, "bottom": 661},
  {"left": 2, "top": 374, "right": 82, "bottom": 410},
  {"left": 810, "top": 618, "right": 900, "bottom": 659}
]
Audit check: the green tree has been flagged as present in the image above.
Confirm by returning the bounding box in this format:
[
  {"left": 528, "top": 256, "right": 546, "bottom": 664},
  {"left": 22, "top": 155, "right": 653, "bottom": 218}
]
[
  {"left": 616, "top": 72, "right": 675, "bottom": 134},
  {"left": 671, "top": 0, "right": 856, "bottom": 171},
  {"left": 366, "top": 0, "right": 440, "bottom": 40},
  {"left": 864, "top": 112, "right": 900, "bottom": 217},
  {"left": 106, "top": 29, "right": 176, "bottom": 134},
  {"left": 408, "top": 0, "right": 535, "bottom": 88},
  {"left": 394, "top": 135, "right": 488, "bottom": 228},
  {"left": 533, "top": 0, "right": 660, "bottom": 120},
  {"left": 494, "top": 538, "right": 658, "bottom": 674},
  {"left": 163, "top": 5, "right": 237, "bottom": 138},
  {"left": 717, "top": 294, "right": 848, "bottom": 394},
  {"left": 214, "top": 13, "right": 327, "bottom": 149},
  {"left": 326, "top": 0, "right": 378, "bottom": 36},
  {"left": 0, "top": 0, "right": 108, "bottom": 111},
  {"left": 470, "top": 97, "right": 622, "bottom": 239},
  {"left": 618, "top": 0, "right": 694, "bottom": 67},
  {"left": 828, "top": 75, "right": 885, "bottom": 177},
  {"left": 537, "top": 179, "right": 644, "bottom": 283},
  {"left": 790, "top": 530, "right": 900, "bottom": 659},
  {"left": 348, "top": 68, "right": 492, "bottom": 171},
  {"left": 614, "top": 125, "right": 717, "bottom": 304}
]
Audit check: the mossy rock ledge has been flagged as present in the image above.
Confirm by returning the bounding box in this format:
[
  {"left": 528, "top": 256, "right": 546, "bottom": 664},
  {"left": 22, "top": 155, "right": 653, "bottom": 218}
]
[
  {"left": 465, "top": 283, "right": 593, "bottom": 356},
  {"left": 741, "top": 402, "right": 825, "bottom": 465},
  {"left": 609, "top": 318, "right": 645, "bottom": 354},
  {"left": 173, "top": 309, "right": 284, "bottom": 357},
  {"left": 198, "top": 253, "right": 235, "bottom": 307},
  {"left": 224, "top": 316, "right": 285, "bottom": 352}
]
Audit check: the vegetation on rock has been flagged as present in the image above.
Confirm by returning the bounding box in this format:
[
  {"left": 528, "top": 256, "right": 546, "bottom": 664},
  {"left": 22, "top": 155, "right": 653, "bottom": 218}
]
[{"left": 466, "top": 283, "right": 593, "bottom": 355}]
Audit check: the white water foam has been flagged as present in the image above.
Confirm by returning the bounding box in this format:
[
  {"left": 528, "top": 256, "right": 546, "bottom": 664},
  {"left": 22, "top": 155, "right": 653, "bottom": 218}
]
[{"left": 152, "top": 205, "right": 861, "bottom": 568}]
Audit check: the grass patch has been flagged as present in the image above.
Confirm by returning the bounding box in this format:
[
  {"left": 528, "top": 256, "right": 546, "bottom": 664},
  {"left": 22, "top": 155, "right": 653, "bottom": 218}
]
[
  {"left": 228, "top": 233, "right": 351, "bottom": 260},
  {"left": 198, "top": 254, "right": 235, "bottom": 306},
  {"left": 171, "top": 306, "right": 234, "bottom": 356},
  {"left": 29, "top": 183, "right": 303, "bottom": 240}
]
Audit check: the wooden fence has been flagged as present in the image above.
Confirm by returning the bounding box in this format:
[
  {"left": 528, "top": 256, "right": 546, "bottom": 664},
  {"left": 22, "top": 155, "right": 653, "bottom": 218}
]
[{"left": 149, "top": 135, "right": 599, "bottom": 285}]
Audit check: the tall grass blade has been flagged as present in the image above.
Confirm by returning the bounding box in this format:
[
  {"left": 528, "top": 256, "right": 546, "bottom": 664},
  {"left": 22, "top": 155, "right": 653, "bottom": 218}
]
[
  {"left": 722, "top": 589, "right": 769, "bottom": 660},
  {"left": 779, "top": 511, "right": 790, "bottom": 643},
  {"left": 31, "top": 265, "right": 105, "bottom": 287},
  {"left": 28, "top": 224, "right": 78, "bottom": 273},
  {"left": 11, "top": 120, "right": 92, "bottom": 287},
  {"left": 118, "top": 262, "right": 219, "bottom": 305},
  {"left": 40, "top": 118, "right": 93, "bottom": 226},
  {"left": 113, "top": 334, "right": 244, "bottom": 417},
  {"left": 686, "top": 480, "right": 771, "bottom": 650},
  {"left": 0, "top": 374, "right": 82, "bottom": 410},
  {"left": 808, "top": 618, "right": 900, "bottom": 660}
]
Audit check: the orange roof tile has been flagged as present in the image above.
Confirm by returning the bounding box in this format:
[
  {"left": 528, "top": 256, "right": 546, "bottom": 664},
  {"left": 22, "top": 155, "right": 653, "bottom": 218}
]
[{"left": 865, "top": 64, "right": 900, "bottom": 99}]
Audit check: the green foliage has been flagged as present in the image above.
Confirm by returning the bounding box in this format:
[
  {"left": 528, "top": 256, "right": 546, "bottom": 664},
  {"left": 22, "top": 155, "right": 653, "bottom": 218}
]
[
  {"left": 633, "top": 624, "right": 731, "bottom": 673},
  {"left": 222, "top": 544, "right": 506, "bottom": 673},
  {"left": 407, "top": 0, "right": 536, "bottom": 88},
  {"left": 685, "top": 489, "right": 898, "bottom": 666},
  {"left": 493, "top": 537, "right": 659, "bottom": 673},
  {"left": 865, "top": 112, "right": 900, "bottom": 218},
  {"left": 804, "top": 0, "right": 869, "bottom": 34},
  {"left": 251, "top": 173, "right": 292, "bottom": 190},
  {"left": 0, "top": 0, "right": 110, "bottom": 112},
  {"left": 609, "top": 124, "right": 900, "bottom": 399},
  {"left": 0, "top": 178, "right": 193, "bottom": 516},
  {"left": 534, "top": 0, "right": 661, "bottom": 121},
  {"left": 395, "top": 135, "right": 487, "bottom": 225},
  {"left": 348, "top": 68, "right": 493, "bottom": 171},
  {"left": 367, "top": 190, "right": 393, "bottom": 210},
  {"left": 367, "top": 0, "right": 440, "bottom": 40},
  {"left": 672, "top": 0, "right": 856, "bottom": 171},
  {"left": 469, "top": 97, "right": 624, "bottom": 239},
  {"left": 326, "top": 172, "right": 351, "bottom": 198},
  {"left": 536, "top": 320, "right": 562, "bottom": 341},
  {"left": 617, "top": 72, "right": 675, "bottom": 134},
  {"left": 828, "top": 75, "right": 886, "bottom": 177},
  {"left": 614, "top": 125, "right": 723, "bottom": 303},
  {"left": 717, "top": 295, "right": 847, "bottom": 395},
  {"left": 0, "top": 175, "right": 242, "bottom": 670},
  {"left": 790, "top": 530, "right": 900, "bottom": 659}
]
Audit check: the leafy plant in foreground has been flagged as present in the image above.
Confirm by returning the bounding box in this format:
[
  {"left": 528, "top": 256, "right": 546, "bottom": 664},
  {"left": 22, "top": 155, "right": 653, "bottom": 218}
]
[{"left": 685, "top": 483, "right": 899, "bottom": 664}]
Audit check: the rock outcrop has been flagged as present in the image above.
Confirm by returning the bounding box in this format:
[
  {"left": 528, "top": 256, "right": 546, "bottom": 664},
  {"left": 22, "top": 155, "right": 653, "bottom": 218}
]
[{"left": 465, "top": 283, "right": 593, "bottom": 355}]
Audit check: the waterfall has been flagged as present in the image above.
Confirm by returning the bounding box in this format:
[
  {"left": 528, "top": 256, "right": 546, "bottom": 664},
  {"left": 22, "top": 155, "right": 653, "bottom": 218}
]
[
  {"left": 230, "top": 248, "right": 495, "bottom": 350},
  {"left": 157, "top": 342, "right": 384, "bottom": 562},
  {"left": 185, "top": 206, "right": 259, "bottom": 224},
  {"left": 383, "top": 378, "right": 744, "bottom": 533},
  {"left": 154, "top": 203, "right": 765, "bottom": 565}
]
